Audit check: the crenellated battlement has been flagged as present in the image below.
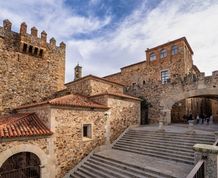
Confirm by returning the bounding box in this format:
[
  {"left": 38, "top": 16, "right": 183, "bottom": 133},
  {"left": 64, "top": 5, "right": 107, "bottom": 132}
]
[
  {"left": 0, "top": 19, "right": 66, "bottom": 114},
  {"left": 0, "top": 19, "right": 65, "bottom": 58}
]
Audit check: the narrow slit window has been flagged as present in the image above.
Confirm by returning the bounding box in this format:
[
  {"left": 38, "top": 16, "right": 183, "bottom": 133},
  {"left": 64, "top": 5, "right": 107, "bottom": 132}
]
[
  {"left": 28, "top": 45, "right": 33, "bottom": 54},
  {"left": 34, "top": 48, "right": 38, "bottom": 56},
  {"left": 23, "top": 43, "right": 27, "bottom": 52},
  {"left": 39, "top": 49, "right": 43, "bottom": 57}
]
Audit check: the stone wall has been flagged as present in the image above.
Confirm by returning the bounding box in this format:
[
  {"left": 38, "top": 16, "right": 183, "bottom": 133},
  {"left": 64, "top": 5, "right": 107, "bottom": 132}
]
[
  {"left": 107, "top": 97, "right": 140, "bottom": 141},
  {"left": 0, "top": 138, "right": 50, "bottom": 156},
  {"left": 103, "top": 38, "right": 204, "bottom": 123},
  {"left": 51, "top": 107, "right": 107, "bottom": 178},
  {"left": 65, "top": 76, "right": 124, "bottom": 96},
  {"left": 0, "top": 21, "right": 65, "bottom": 115}
]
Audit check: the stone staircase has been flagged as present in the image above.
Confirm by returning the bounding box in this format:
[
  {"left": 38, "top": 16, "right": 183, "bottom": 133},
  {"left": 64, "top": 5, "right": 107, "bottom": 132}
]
[
  {"left": 71, "top": 153, "right": 174, "bottom": 178},
  {"left": 66, "top": 128, "right": 215, "bottom": 178},
  {"left": 112, "top": 129, "right": 215, "bottom": 165}
]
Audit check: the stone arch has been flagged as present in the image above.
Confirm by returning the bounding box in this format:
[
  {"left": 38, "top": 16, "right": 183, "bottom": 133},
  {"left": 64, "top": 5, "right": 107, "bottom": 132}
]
[
  {"left": 0, "top": 144, "right": 51, "bottom": 178},
  {"left": 160, "top": 88, "right": 218, "bottom": 124}
]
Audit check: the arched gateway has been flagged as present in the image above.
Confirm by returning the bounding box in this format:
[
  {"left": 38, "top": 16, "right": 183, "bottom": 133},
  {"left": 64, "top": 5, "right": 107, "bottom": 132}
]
[
  {"left": 0, "top": 144, "right": 51, "bottom": 178},
  {"left": 0, "top": 152, "right": 40, "bottom": 178},
  {"left": 160, "top": 71, "right": 218, "bottom": 124}
]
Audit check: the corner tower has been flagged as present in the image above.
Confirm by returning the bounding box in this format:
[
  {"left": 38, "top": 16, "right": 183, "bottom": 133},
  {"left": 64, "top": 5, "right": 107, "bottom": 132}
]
[{"left": 0, "top": 19, "right": 65, "bottom": 114}]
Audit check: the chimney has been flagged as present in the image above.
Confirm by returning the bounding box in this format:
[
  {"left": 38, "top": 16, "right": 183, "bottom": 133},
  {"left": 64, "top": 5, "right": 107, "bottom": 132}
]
[
  {"left": 74, "top": 64, "right": 82, "bottom": 80},
  {"left": 3, "top": 19, "right": 12, "bottom": 31},
  {"left": 20, "top": 22, "right": 27, "bottom": 35},
  {"left": 31, "top": 26, "right": 38, "bottom": 37}
]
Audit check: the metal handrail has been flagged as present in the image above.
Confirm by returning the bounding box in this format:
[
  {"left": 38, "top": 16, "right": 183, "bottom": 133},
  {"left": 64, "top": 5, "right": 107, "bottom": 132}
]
[{"left": 186, "top": 160, "right": 204, "bottom": 178}]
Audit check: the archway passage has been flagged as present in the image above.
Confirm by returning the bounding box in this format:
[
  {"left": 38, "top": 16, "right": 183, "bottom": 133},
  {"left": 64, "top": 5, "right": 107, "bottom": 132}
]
[
  {"left": 0, "top": 152, "right": 41, "bottom": 178},
  {"left": 171, "top": 96, "right": 218, "bottom": 123}
]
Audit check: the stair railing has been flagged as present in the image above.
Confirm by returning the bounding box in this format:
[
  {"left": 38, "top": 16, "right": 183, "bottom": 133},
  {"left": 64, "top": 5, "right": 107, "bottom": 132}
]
[
  {"left": 186, "top": 160, "right": 205, "bottom": 178},
  {"left": 186, "top": 137, "right": 218, "bottom": 178}
]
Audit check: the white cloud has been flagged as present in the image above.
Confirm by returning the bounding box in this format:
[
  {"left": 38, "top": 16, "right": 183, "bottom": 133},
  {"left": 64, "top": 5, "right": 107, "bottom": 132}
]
[
  {"left": 0, "top": 0, "right": 218, "bottom": 82},
  {"left": 66, "top": 0, "right": 218, "bottom": 81}
]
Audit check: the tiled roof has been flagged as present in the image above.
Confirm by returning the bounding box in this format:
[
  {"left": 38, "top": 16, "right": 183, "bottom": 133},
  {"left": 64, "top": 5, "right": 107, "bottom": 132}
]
[
  {"left": 0, "top": 113, "right": 52, "bottom": 138},
  {"left": 89, "top": 92, "right": 142, "bottom": 101},
  {"left": 17, "top": 94, "right": 109, "bottom": 110}
]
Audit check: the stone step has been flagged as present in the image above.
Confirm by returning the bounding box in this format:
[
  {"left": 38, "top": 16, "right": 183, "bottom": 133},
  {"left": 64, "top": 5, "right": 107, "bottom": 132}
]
[
  {"left": 92, "top": 154, "right": 175, "bottom": 178},
  {"left": 72, "top": 170, "right": 90, "bottom": 178},
  {"left": 112, "top": 145, "right": 194, "bottom": 165},
  {"left": 118, "top": 137, "right": 195, "bottom": 149},
  {"left": 87, "top": 158, "right": 164, "bottom": 178},
  {"left": 77, "top": 166, "right": 102, "bottom": 178},
  {"left": 113, "top": 143, "right": 194, "bottom": 160},
  {"left": 116, "top": 140, "right": 194, "bottom": 156},
  {"left": 128, "top": 130, "right": 214, "bottom": 139},
  {"left": 81, "top": 164, "right": 114, "bottom": 178},
  {"left": 116, "top": 139, "right": 194, "bottom": 153},
  {"left": 120, "top": 136, "right": 213, "bottom": 146},
  {"left": 84, "top": 161, "right": 128, "bottom": 178},
  {"left": 125, "top": 132, "right": 215, "bottom": 142}
]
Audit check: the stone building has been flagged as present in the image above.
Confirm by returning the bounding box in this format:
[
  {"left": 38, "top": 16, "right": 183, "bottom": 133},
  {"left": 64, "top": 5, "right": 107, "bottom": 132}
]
[
  {"left": 0, "top": 19, "right": 65, "bottom": 115},
  {"left": 104, "top": 37, "right": 218, "bottom": 123},
  {"left": 0, "top": 19, "right": 140, "bottom": 178},
  {"left": 1, "top": 18, "right": 218, "bottom": 178}
]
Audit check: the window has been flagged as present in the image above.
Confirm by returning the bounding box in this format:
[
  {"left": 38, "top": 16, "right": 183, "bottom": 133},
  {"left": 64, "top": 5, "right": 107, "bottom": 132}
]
[
  {"left": 150, "top": 52, "right": 156, "bottom": 61},
  {"left": 161, "top": 70, "right": 170, "bottom": 84},
  {"left": 39, "top": 49, "right": 43, "bottom": 57},
  {"left": 28, "top": 45, "right": 33, "bottom": 54},
  {"left": 83, "top": 124, "right": 92, "bottom": 139},
  {"left": 23, "top": 43, "right": 27, "bottom": 52},
  {"left": 160, "top": 49, "right": 167, "bottom": 59},
  {"left": 34, "top": 47, "right": 38, "bottom": 55},
  {"left": 172, "top": 45, "right": 178, "bottom": 55}
]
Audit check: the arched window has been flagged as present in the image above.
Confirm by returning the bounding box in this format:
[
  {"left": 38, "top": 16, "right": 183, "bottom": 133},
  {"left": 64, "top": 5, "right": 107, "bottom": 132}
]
[
  {"left": 0, "top": 152, "right": 41, "bottom": 178},
  {"left": 160, "top": 49, "right": 167, "bottom": 59},
  {"left": 172, "top": 45, "right": 178, "bottom": 55},
  {"left": 150, "top": 52, "right": 156, "bottom": 61}
]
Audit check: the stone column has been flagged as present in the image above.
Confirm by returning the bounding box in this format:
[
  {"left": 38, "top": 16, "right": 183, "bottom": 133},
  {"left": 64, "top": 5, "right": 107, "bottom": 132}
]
[
  {"left": 104, "top": 112, "right": 111, "bottom": 145},
  {"left": 193, "top": 144, "right": 218, "bottom": 178},
  {"left": 159, "top": 111, "right": 166, "bottom": 131},
  {"left": 160, "top": 109, "right": 171, "bottom": 124}
]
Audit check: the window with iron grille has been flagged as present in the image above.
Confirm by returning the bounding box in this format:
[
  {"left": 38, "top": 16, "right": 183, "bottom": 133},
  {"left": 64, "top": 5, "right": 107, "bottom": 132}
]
[{"left": 161, "top": 70, "right": 170, "bottom": 84}]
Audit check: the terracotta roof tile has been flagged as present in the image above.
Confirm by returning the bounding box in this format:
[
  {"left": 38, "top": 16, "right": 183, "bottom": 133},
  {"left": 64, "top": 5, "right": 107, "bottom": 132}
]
[
  {"left": 0, "top": 113, "right": 52, "bottom": 138},
  {"left": 89, "top": 92, "right": 142, "bottom": 101},
  {"left": 17, "top": 94, "right": 109, "bottom": 110}
]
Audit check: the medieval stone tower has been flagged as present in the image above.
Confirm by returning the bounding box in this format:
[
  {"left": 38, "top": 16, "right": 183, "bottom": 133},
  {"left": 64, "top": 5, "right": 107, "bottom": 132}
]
[{"left": 0, "top": 19, "right": 65, "bottom": 114}]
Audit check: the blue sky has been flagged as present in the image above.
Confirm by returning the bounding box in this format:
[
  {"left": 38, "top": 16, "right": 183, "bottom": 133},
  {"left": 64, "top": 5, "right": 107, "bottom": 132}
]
[{"left": 0, "top": 0, "right": 218, "bottom": 82}]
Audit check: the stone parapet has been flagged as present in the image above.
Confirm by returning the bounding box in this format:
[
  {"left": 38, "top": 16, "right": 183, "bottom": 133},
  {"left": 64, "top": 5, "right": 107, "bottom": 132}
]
[{"left": 193, "top": 144, "right": 218, "bottom": 178}]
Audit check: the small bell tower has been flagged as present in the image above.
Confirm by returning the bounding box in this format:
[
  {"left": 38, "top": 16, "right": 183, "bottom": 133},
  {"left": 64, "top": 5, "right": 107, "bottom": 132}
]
[{"left": 74, "top": 64, "right": 82, "bottom": 80}]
